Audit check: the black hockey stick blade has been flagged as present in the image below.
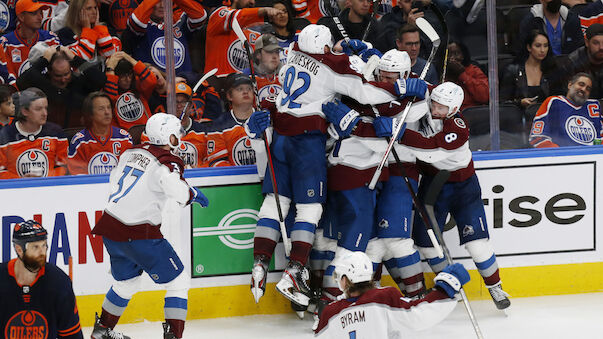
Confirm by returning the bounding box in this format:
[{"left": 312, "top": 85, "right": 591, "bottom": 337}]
[{"left": 424, "top": 170, "right": 451, "bottom": 206}]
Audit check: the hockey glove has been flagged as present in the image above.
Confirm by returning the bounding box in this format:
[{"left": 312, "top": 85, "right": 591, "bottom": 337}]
[
  {"left": 322, "top": 100, "right": 360, "bottom": 138},
  {"left": 341, "top": 39, "right": 368, "bottom": 56},
  {"left": 395, "top": 78, "right": 427, "bottom": 100},
  {"left": 191, "top": 187, "right": 209, "bottom": 207},
  {"left": 373, "top": 116, "right": 406, "bottom": 141},
  {"left": 359, "top": 48, "right": 383, "bottom": 63},
  {"left": 434, "top": 263, "right": 470, "bottom": 298},
  {"left": 246, "top": 110, "right": 270, "bottom": 139}
]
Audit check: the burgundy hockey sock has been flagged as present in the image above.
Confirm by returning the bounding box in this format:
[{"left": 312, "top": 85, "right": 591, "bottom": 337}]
[
  {"left": 483, "top": 268, "right": 501, "bottom": 286},
  {"left": 100, "top": 309, "right": 121, "bottom": 329},
  {"left": 166, "top": 319, "right": 185, "bottom": 338},
  {"left": 290, "top": 241, "right": 312, "bottom": 266},
  {"left": 253, "top": 237, "right": 277, "bottom": 259},
  {"left": 401, "top": 273, "right": 426, "bottom": 297}
]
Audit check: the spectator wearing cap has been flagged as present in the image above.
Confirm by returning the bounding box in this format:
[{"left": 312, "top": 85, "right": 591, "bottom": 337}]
[
  {"left": 17, "top": 45, "right": 107, "bottom": 128},
  {"left": 206, "top": 73, "right": 260, "bottom": 167},
  {"left": 557, "top": 23, "right": 603, "bottom": 99},
  {"left": 104, "top": 51, "right": 157, "bottom": 130},
  {"left": 0, "top": 0, "right": 60, "bottom": 86},
  {"left": 67, "top": 91, "right": 133, "bottom": 175},
  {"left": 0, "top": 87, "right": 68, "bottom": 179},
  {"left": 516, "top": 0, "right": 583, "bottom": 56},
  {"left": 243, "top": 33, "right": 283, "bottom": 102}
]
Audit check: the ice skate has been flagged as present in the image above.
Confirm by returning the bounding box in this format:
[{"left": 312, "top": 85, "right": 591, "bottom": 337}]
[
  {"left": 487, "top": 282, "right": 511, "bottom": 310},
  {"left": 276, "top": 261, "right": 311, "bottom": 307},
  {"left": 291, "top": 301, "right": 307, "bottom": 319},
  {"left": 91, "top": 313, "right": 130, "bottom": 339},
  {"left": 250, "top": 255, "right": 269, "bottom": 303},
  {"left": 162, "top": 322, "right": 176, "bottom": 339}
]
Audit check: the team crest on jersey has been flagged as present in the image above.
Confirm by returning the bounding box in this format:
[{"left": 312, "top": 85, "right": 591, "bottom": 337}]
[
  {"left": 88, "top": 151, "right": 118, "bottom": 174},
  {"left": 462, "top": 225, "right": 474, "bottom": 237},
  {"left": 116, "top": 93, "right": 145, "bottom": 122},
  {"left": 232, "top": 137, "right": 255, "bottom": 166},
  {"left": 17, "top": 149, "right": 48, "bottom": 177},
  {"left": 565, "top": 115, "right": 597, "bottom": 145},
  {"left": 11, "top": 48, "right": 20, "bottom": 63},
  {"left": 378, "top": 219, "right": 389, "bottom": 228},
  {"left": 0, "top": 2, "right": 10, "bottom": 32},
  {"left": 454, "top": 118, "right": 466, "bottom": 129},
  {"left": 4, "top": 310, "right": 49, "bottom": 339},
  {"left": 258, "top": 84, "right": 282, "bottom": 102},
  {"left": 151, "top": 37, "right": 185, "bottom": 69},
  {"left": 176, "top": 140, "right": 198, "bottom": 167},
  {"left": 226, "top": 40, "right": 249, "bottom": 72}
]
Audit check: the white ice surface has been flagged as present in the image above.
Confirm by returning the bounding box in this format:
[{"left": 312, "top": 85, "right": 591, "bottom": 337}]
[{"left": 83, "top": 292, "right": 603, "bottom": 338}]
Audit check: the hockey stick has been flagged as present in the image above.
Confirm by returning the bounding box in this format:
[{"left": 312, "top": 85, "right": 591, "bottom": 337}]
[
  {"left": 361, "top": 0, "right": 380, "bottom": 41},
  {"left": 428, "top": 2, "right": 449, "bottom": 83},
  {"left": 179, "top": 68, "right": 218, "bottom": 120},
  {"left": 232, "top": 18, "right": 291, "bottom": 256},
  {"left": 368, "top": 17, "right": 440, "bottom": 189},
  {"left": 423, "top": 170, "right": 484, "bottom": 339}
]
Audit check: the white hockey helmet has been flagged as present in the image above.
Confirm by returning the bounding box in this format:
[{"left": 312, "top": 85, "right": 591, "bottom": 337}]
[
  {"left": 376, "top": 49, "right": 411, "bottom": 80},
  {"left": 298, "top": 24, "right": 333, "bottom": 55},
  {"left": 145, "top": 113, "right": 184, "bottom": 149},
  {"left": 429, "top": 82, "right": 465, "bottom": 118},
  {"left": 333, "top": 251, "right": 373, "bottom": 291}
]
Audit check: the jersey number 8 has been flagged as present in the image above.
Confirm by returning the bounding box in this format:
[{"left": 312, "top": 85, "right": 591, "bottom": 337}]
[{"left": 281, "top": 67, "right": 311, "bottom": 109}]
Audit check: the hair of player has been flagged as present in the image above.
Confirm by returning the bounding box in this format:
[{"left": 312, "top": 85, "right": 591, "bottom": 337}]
[
  {"left": 15, "top": 87, "right": 47, "bottom": 122},
  {"left": 396, "top": 23, "right": 420, "bottom": 42},
  {"left": 82, "top": 91, "right": 113, "bottom": 128},
  {"left": 568, "top": 72, "right": 594, "bottom": 86},
  {"left": 65, "top": 0, "right": 94, "bottom": 35},
  {"left": 346, "top": 279, "right": 375, "bottom": 295},
  {"left": 0, "top": 84, "right": 14, "bottom": 104}
]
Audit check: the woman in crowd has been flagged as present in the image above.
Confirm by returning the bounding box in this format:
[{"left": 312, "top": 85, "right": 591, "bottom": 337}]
[
  {"left": 265, "top": 0, "right": 300, "bottom": 65},
  {"left": 444, "top": 39, "right": 489, "bottom": 111},
  {"left": 57, "top": 0, "right": 119, "bottom": 61},
  {"left": 500, "top": 29, "right": 555, "bottom": 114}
]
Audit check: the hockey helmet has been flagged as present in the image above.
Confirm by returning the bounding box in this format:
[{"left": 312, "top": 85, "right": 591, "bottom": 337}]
[
  {"left": 12, "top": 220, "right": 47, "bottom": 250},
  {"left": 376, "top": 49, "right": 411, "bottom": 81},
  {"left": 429, "top": 82, "right": 464, "bottom": 118},
  {"left": 145, "top": 113, "right": 184, "bottom": 149},
  {"left": 333, "top": 251, "right": 373, "bottom": 291},
  {"left": 298, "top": 24, "right": 333, "bottom": 55}
]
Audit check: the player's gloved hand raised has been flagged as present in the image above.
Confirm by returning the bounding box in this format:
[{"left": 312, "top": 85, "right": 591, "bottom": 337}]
[
  {"left": 246, "top": 110, "right": 270, "bottom": 139},
  {"left": 359, "top": 48, "right": 382, "bottom": 62},
  {"left": 434, "top": 263, "right": 470, "bottom": 298},
  {"left": 322, "top": 99, "right": 360, "bottom": 139},
  {"left": 191, "top": 187, "right": 209, "bottom": 207},
  {"left": 341, "top": 39, "right": 368, "bottom": 56},
  {"left": 395, "top": 78, "right": 427, "bottom": 100},
  {"left": 373, "top": 116, "right": 406, "bottom": 141}
]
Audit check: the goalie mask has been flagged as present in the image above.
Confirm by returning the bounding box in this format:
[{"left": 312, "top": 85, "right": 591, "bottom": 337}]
[
  {"left": 376, "top": 49, "right": 411, "bottom": 81},
  {"left": 429, "top": 82, "right": 464, "bottom": 119},
  {"left": 298, "top": 24, "right": 333, "bottom": 55},
  {"left": 145, "top": 113, "right": 185, "bottom": 150},
  {"left": 332, "top": 251, "right": 373, "bottom": 292}
]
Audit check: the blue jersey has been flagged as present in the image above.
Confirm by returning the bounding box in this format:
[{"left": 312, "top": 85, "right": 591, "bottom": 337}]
[{"left": 529, "top": 96, "right": 603, "bottom": 148}]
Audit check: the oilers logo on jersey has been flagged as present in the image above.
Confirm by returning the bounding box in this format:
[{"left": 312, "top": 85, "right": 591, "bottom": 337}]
[
  {"left": 0, "top": 2, "right": 10, "bottom": 32},
  {"left": 116, "top": 93, "right": 145, "bottom": 122},
  {"left": 151, "top": 37, "right": 185, "bottom": 70},
  {"left": 176, "top": 141, "right": 199, "bottom": 167},
  {"left": 258, "top": 84, "right": 282, "bottom": 102},
  {"left": 17, "top": 149, "right": 48, "bottom": 177},
  {"left": 87, "top": 151, "right": 119, "bottom": 174},
  {"left": 226, "top": 39, "right": 249, "bottom": 72},
  {"left": 565, "top": 115, "right": 597, "bottom": 145},
  {"left": 232, "top": 137, "right": 255, "bottom": 165},
  {"left": 4, "top": 310, "right": 49, "bottom": 339}
]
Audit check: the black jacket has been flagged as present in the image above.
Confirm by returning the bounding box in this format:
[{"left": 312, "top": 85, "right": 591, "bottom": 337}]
[
  {"left": 556, "top": 46, "right": 603, "bottom": 99},
  {"left": 317, "top": 8, "right": 380, "bottom": 47},
  {"left": 500, "top": 62, "right": 552, "bottom": 104}
]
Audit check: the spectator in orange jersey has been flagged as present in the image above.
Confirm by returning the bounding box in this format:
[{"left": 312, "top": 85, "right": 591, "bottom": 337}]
[
  {"left": 207, "top": 73, "right": 262, "bottom": 167},
  {"left": 104, "top": 51, "right": 157, "bottom": 130},
  {"left": 57, "top": 0, "right": 119, "bottom": 61},
  {"left": 0, "top": 85, "right": 15, "bottom": 129},
  {"left": 292, "top": 0, "right": 338, "bottom": 24},
  {"left": 243, "top": 33, "right": 282, "bottom": 102},
  {"left": 67, "top": 91, "right": 133, "bottom": 175},
  {"left": 102, "top": 0, "right": 140, "bottom": 35},
  {"left": 0, "top": 88, "right": 68, "bottom": 179},
  {"left": 204, "top": 0, "right": 285, "bottom": 77}
]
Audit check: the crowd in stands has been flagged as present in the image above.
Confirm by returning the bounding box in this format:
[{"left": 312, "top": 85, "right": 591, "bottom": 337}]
[{"left": 0, "top": 0, "right": 602, "bottom": 179}]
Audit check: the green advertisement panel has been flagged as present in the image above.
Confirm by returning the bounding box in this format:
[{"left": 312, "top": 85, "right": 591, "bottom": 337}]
[{"left": 191, "top": 183, "right": 275, "bottom": 277}]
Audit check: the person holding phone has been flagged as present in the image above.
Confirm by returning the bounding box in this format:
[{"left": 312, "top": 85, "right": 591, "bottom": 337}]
[{"left": 444, "top": 39, "right": 489, "bottom": 111}]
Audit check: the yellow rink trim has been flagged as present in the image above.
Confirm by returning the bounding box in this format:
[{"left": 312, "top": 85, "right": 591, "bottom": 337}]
[{"left": 76, "top": 262, "right": 603, "bottom": 327}]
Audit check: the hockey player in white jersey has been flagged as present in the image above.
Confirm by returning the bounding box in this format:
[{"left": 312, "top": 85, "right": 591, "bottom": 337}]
[
  {"left": 314, "top": 251, "right": 469, "bottom": 338},
  {"left": 399, "top": 82, "right": 511, "bottom": 310},
  {"left": 246, "top": 25, "right": 427, "bottom": 307},
  {"left": 91, "top": 113, "right": 209, "bottom": 339}
]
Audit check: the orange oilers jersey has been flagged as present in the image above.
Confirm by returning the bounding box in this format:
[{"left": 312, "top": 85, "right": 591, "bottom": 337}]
[
  {"left": 104, "top": 61, "right": 156, "bottom": 130},
  {"left": 190, "top": 83, "right": 222, "bottom": 122},
  {"left": 256, "top": 74, "right": 282, "bottom": 103},
  {"left": 108, "top": 0, "right": 141, "bottom": 34},
  {"left": 67, "top": 126, "right": 133, "bottom": 175},
  {"left": 0, "top": 116, "right": 13, "bottom": 128},
  {"left": 206, "top": 111, "right": 255, "bottom": 166},
  {"left": 292, "top": 0, "right": 332, "bottom": 23},
  {"left": 204, "top": 6, "right": 264, "bottom": 76},
  {"left": 0, "top": 122, "right": 67, "bottom": 179}
]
